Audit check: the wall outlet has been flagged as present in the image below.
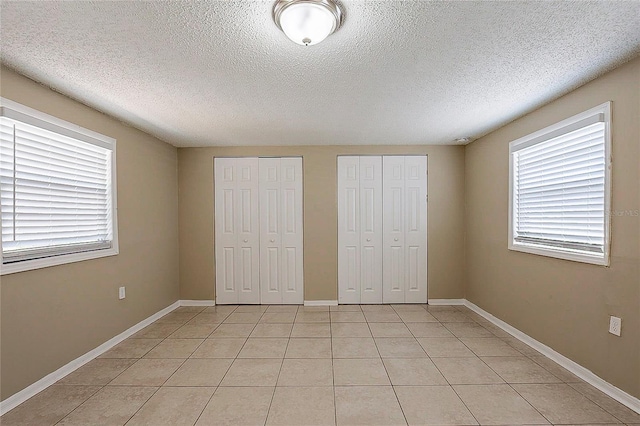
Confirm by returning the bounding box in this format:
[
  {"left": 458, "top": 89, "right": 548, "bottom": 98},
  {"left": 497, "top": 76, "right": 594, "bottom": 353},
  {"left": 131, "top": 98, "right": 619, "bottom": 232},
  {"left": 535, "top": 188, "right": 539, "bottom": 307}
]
[
  {"left": 609, "top": 316, "right": 621, "bottom": 336},
  {"left": 118, "top": 286, "right": 126, "bottom": 300}
]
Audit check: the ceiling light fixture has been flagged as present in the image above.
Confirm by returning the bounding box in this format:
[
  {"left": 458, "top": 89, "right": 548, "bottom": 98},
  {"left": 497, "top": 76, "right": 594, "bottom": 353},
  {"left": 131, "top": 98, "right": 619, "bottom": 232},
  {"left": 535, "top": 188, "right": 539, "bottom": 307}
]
[{"left": 273, "top": 0, "right": 344, "bottom": 46}]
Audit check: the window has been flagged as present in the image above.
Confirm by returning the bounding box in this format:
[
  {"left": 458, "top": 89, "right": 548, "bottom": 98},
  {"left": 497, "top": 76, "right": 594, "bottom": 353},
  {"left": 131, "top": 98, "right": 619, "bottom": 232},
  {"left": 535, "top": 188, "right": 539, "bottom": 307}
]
[
  {"left": 508, "top": 102, "right": 611, "bottom": 266},
  {"left": 0, "top": 98, "right": 118, "bottom": 274}
]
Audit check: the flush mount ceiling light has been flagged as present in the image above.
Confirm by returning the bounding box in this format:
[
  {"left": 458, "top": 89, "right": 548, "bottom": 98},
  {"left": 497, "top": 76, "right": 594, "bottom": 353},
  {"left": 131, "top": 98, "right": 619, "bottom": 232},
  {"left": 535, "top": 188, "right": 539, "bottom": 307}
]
[{"left": 273, "top": 0, "right": 344, "bottom": 46}]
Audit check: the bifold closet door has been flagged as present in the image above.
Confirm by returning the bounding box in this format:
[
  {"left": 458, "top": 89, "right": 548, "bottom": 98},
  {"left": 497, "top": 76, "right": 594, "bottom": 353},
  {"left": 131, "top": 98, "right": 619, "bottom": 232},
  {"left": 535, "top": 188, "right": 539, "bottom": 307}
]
[
  {"left": 337, "top": 156, "right": 383, "bottom": 304},
  {"left": 383, "top": 156, "right": 428, "bottom": 304},
  {"left": 259, "top": 157, "right": 304, "bottom": 304},
  {"left": 214, "top": 157, "right": 260, "bottom": 304}
]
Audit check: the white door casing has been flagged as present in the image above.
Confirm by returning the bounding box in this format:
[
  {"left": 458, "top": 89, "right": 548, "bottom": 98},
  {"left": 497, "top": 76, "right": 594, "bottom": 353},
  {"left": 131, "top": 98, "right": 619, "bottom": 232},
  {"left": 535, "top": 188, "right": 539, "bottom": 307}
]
[{"left": 214, "top": 157, "right": 260, "bottom": 304}]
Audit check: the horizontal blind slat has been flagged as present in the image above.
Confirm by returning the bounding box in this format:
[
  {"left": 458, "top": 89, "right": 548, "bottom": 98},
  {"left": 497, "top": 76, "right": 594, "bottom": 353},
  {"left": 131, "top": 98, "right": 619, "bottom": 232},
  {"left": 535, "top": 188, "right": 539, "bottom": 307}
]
[
  {"left": 516, "top": 122, "right": 605, "bottom": 157},
  {"left": 517, "top": 128, "right": 604, "bottom": 162},
  {"left": 16, "top": 173, "right": 108, "bottom": 189},
  {"left": 516, "top": 176, "right": 604, "bottom": 194},
  {"left": 13, "top": 143, "right": 106, "bottom": 170},
  {"left": 15, "top": 161, "right": 108, "bottom": 184},
  {"left": 15, "top": 125, "right": 107, "bottom": 157}
]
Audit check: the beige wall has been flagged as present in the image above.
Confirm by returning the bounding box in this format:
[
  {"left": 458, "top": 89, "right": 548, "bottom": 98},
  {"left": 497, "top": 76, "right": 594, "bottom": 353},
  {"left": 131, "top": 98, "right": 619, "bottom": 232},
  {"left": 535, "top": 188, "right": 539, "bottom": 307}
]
[
  {"left": 179, "top": 145, "right": 465, "bottom": 302},
  {"left": 0, "top": 68, "right": 180, "bottom": 400},
  {"left": 464, "top": 57, "right": 640, "bottom": 398}
]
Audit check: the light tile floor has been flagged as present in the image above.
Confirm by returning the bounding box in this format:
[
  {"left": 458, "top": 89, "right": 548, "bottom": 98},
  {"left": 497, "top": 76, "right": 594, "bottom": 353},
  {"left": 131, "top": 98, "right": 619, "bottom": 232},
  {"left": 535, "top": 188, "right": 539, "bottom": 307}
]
[{"left": 2, "top": 304, "right": 639, "bottom": 425}]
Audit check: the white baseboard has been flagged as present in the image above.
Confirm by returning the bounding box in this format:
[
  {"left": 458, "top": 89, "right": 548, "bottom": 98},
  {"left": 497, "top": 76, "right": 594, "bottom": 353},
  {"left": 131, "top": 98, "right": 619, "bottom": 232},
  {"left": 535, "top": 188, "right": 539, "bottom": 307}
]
[
  {"left": 0, "top": 301, "right": 180, "bottom": 416},
  {"left": 428, "top": 298, "right": 465, "bottom": 305},
  {"left": 180, "top": 300, "right": 216, "bottom": 307},
  {"left": 464, "top": 299, "right": 640, "bottom": 415},
  {"left": 304, "top": 300, "right": 338, "bottom": 306}
]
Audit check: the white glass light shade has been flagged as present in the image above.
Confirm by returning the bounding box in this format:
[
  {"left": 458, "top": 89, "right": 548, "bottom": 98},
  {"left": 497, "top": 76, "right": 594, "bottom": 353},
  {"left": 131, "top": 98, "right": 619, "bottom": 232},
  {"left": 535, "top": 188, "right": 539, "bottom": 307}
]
[
  {"left": 274, "top": 1, "right": 342, "bottom": 46},
  {"left": 280, "top": 3, "right": 335, "bottom": 45}
]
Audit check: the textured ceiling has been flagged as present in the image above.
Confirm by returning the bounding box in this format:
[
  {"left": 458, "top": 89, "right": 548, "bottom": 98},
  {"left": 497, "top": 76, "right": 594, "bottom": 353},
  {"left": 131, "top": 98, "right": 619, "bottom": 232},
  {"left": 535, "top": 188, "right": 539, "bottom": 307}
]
[{"left": 1, "top": 1, "right": 639, "bottom": 147}]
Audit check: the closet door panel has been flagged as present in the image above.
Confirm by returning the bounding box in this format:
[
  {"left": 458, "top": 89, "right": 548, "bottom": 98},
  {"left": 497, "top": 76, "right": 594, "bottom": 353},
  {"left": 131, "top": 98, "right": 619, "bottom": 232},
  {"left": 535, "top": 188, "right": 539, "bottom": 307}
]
[
  {"left": 214, "top": 158, "right": 238, "bottom": 304},
  {"left": 215, "top": 157, "right": 261, "bottom": 304},
  {"left": 404, "top": 156, "right": 427, "bottom": 303},
  {"left": 236, "top": 158, "right": 260, "bottom": 304},
  {"left": 280, "top": 157, "right": 304, "bottom": 304},
  {"left": 383, "top": 156, "right": 405, "bottom": 304},
  {"left": 221, "top": 247, "right": 235, "bottom": 296},
  {"left": 259, "top": 158, "right": 282, "bottom": 304},
  {"left": 338, "top": 157, "right": 361, "bottom": 304},
  {"left": 359, "top": 156, "right": 383, "bottom": 304}
]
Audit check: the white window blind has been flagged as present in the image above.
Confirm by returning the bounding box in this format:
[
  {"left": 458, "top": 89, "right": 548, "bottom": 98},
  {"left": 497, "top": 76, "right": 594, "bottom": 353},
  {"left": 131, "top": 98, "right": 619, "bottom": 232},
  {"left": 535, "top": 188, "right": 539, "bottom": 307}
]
[
  {"left": 509, "top": 102, "right": 611, "bottom": 265},
  {"left": 0, "top": 106, "right": 115, "bottom": 265}
]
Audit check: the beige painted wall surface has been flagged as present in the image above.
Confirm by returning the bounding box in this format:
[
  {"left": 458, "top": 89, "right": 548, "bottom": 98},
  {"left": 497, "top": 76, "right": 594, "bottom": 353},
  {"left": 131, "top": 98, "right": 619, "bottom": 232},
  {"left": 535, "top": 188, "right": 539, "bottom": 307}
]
[
  {"left": 0, "top": 68, "right": 180, "bottom": 400},
  {"left": 465, "top": 57, "right": 640, "bottom": 398},
  {"left": 179, "top": 145, "right": 465, "bottom": 302}
]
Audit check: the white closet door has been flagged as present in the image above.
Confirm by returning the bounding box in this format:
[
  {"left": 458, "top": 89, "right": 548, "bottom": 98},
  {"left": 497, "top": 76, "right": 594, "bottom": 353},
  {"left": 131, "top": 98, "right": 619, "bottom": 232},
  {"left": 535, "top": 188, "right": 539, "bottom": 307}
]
[
  {"left": 383, "top": 156, "right": 406, "bottom": 304},
  {"left": 259, "top": 158, "right": 282, "bottom": 304},
  {"left": 215, "top": 157, "right": 260, "bottom": 304},
  {"left": 280, "top": 158, "right": 304, "bottom": 304},
  {"left": 383, "top": 155, "right": 428, "bottom": 303},
  {"left": 338, "top": 157, "right": 361, "bottom": 304},
  {"left": 404, "top": 156, "right": 428, "bottom": 303},
  {"left": 338, "top": 156, "right": 383, "bottom": 304},
  {"left": 260, "top": 157, "right": 304, "bottom": 304},
  {"left": 359, "top": 157, "right": 383, "bottom": 303}
]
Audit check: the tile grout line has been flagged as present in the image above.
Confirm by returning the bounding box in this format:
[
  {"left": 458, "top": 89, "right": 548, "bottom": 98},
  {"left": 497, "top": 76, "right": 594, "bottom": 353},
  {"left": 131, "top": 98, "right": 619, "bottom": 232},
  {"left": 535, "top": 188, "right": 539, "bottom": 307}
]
[
  {"left": 453, "top": 307, "right": 552, "bottom": 423},
  {"left": 465, "top": 337, "right": 555, "bottom": 425},
  {"left": 567, "top": 383, "right": 639, "bottom": 424},
  {"left": 187, "top": 304, "right": 239, "bottom": 426},
  {"left": 330, "top": 304, "right": 337, "bottom": 426},
  {"left": 67, "top": 314, "right": 196, "bottom": 426},
  {"left": 120, "top": 307, "right": 231, "bottom": 425},
  {"left": 174, "top": 306, "right": 222, "bottom": 340},
  {"left": 260, "top": 305, "right": 291, "bottom": 426},
  {"left": 369, "top": 307, "right": 409, "bottom": 426},
  {"left": 195, "top": 305, "right": 271, "bottom": 425},
  {"left": 51, "top": 383, "right": 104, "bottom": 426},
  {"left": 332, "top": 304, "right": 365, "bottom": 425},
  {"left": 456, "top": 305, "right": 577, "bottom": 425},
  {"left": 417, "top": 304, "right": 485, "bottom": 426},
  {"left": 191, "top": 384, "right": 218, "bottom": 426},
  {"left": 506, "top": 384, "right": 555, "bottom": 425},
  {"left": 424, "top": 310, "right": 482, "bottom": 426},
  {"left": 224, "top": 305, "right": 265, "bottom": 359},
  {"left": 120, "top": 361, "right": 187, "bottom": 425},
  {"left": 115, "top": 305, "right": 233, "bottom": 425}
]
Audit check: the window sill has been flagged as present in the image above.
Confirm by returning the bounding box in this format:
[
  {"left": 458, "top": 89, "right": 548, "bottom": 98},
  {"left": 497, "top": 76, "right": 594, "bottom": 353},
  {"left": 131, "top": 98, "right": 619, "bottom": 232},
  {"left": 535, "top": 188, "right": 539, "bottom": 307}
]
[
  {"left": 1, "top": 247, "right": 119, "bottom": 275},
  {"left": 508, "top": 242, "right": 609, "bottom": 266}
]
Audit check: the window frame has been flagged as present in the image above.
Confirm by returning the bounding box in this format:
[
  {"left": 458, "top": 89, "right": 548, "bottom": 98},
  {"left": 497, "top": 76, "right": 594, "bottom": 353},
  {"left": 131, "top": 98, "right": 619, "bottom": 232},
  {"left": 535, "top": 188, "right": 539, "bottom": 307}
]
[
  {"left": 0, "top": 97, "right": 118, "bottom": 275},
  {"left": 508, "top": 101, "right": 612, "bottom": 266}
]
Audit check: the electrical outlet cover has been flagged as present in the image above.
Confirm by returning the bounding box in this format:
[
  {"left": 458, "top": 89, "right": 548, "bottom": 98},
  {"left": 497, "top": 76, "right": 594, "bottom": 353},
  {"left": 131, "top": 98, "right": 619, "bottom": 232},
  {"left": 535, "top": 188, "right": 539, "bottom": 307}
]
[
  {"left": 119, "top": 286, "right": 126, "bottom": 300},
  {"left": 609, "top": 316, "right": 621, "bottom": 336}
]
